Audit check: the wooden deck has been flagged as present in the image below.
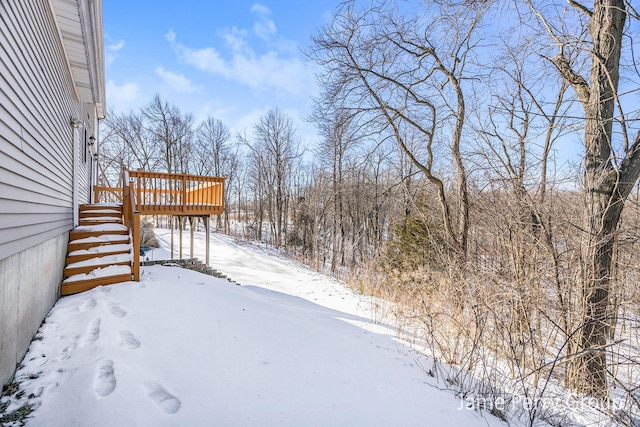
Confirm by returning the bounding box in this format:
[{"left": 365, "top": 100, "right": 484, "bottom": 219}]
[
  {"left": 62, "top": 169, "right": 226, "bottom": 295},
  {"left": 95, "top": 170, "right": 225, "bottom": 216}
]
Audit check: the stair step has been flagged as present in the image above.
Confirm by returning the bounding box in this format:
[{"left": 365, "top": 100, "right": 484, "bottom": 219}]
[
  {"left": 61, "top": 203, "right": 129, "bottom": 296},
  {"left": 80, "top": 204, "right": 123, "bottom": 211},
  {"left": 74, "top": 223, "right": 128, "bottom": 232},
  {"left": 63, "top": 264, "right": 131, "bottom": 282},
  {"left": 67, "top": 243, "right": 132, "bottom": 262},
  {"left": 66, "top": 249, "right": 132, "bottom": 264},
  {"left": 66, "top": 253, "right": 132, "bottom": 268},
  {"left": 79, "top": 211, "right": 122, "bottom": 218},
  {"left": 78, "top": 220, "right": 123, "bottom": 227},
  {"left": 64, "top": 261, "right": 131, "bottom": 277},
  {"left": 70, "top": 229, "right": 129, "bottom": 240},
  {"left": 68, "top": 237, "right": 131, "bottom": 252},
  {"left": 64, "top": 253, "right": 133, "bottom": 276},
  {"left": 61, "top": 274, "right": 132, "bottom": 296}
]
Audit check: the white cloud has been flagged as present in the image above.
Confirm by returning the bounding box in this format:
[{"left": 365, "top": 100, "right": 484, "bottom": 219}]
[
  {"left": 106, "top": 80, "right": 140, "bottom": 107},
  {"left": 193, "top": 102, "right": 235, "bottom": 125},
  {"left": 165, "top": 30, "right": 176, "bottom": 44},
  {"left": 221, "top": 27, "right": 248, "bottom": 52},
  {"left": 156, "top": 67, "right": 197, "bottom": 93},
  {"left": 108, "top": 40, "right": 125, "bottom": 52},
  {"left": 234, "top": 108, "right": 269, "bottom": 134},
  {"left": 251, "top": 4, "right": 277, "bottom": 40},
  {"left": 105, "top": 39, "right": 125, "bottom": 65},
  {"left": 167, "top": 31, "right": 316, "bottom": 96}
]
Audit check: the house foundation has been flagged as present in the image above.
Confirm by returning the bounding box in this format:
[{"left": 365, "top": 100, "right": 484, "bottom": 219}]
[{"left": 0, "top": 234, "right": 67, "bottom": 385}]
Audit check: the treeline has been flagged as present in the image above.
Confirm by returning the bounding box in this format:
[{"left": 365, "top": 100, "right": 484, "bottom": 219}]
[
  {"left": 99, "top": 94, "right": 417, "bottom": 275},
  {"left": 99, "top": 0, "right": 640, "bottom": 423}
]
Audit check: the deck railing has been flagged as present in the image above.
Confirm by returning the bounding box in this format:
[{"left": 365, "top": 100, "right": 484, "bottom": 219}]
[
  {"left": 94, "top": 170, "right": 225, "bottom": 216},
  {"left": 129, "top": 170, "right": 225, "bottom": 215}
]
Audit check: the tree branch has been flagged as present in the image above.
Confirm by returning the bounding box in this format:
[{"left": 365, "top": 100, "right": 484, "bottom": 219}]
[
  {"left": 568, "top": 0, "right": 593, "bottom": 17},
  {"left": 616, "top": 130, "right": 640, "bottom": 201},
  {"left": 551, "top": 54, "right": 591, "bottom": 106}
]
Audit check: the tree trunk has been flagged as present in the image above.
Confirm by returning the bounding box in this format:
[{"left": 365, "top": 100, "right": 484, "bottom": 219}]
[{"left": 572, "top": 0, "right": 627, "bottom": 398}]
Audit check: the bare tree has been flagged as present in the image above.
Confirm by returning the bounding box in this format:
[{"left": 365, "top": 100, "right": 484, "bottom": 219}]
[
  {"left": 308, "top": 0, "right": 486, "bottom": 268},
  {"left": 143, "top": 94, "right": 196, "bottom": 174},
  {"left": 243, "top": 108, "right": 302, "bottom": 248},
  {"left": 192, "top": 117, "right": 239, "bottom": 231},
  {"left": 523, "top": 0, "right": 640, "bottom": 398}
]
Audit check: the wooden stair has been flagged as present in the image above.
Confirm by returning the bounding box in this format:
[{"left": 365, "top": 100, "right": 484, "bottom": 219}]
[{"left": 61, "top": 204, "right": 134, "bottom": 296}]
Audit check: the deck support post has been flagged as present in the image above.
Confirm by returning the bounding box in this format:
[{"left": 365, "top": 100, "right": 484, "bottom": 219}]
[
  {"left": 189, "top": 216, "right": 195, "bottom": 259},
  {"left": 205, "top": 215, "right": 210, "bottom": 266},
  {"left": 179, "top": 216, "right": 184, "bottom": 259},
  {"left": 170, "top": 216, "right": 174, "bottom": 259}
]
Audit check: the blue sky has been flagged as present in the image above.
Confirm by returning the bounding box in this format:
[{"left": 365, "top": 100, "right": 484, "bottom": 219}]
[{"left": 103, "top": 1, "right": 336, "bottom": 145}]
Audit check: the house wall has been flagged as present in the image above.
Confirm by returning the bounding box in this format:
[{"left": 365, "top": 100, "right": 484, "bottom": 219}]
[
  {"left": 0, "top": 1, "right": 100, "bottom": 386},
  {"left": 0, "top": 234, "right": 67, "bottom": 384}
]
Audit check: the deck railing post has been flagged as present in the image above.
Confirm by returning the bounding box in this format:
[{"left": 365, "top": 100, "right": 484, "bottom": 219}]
[
  {"left": 122, "top": 170, "right": 131, "bottom": 229},
  {"left": 221, "top": 181, "right": 225, "bottom": 210},
  {"left": 133, "top": 211, "right": 140, "bottom": 281},
  {"left": 136, "top": 175, "right": 141, "bottom": 212},
  {"left": 181, "top": 175, "right": 187, "bottom": 213}
]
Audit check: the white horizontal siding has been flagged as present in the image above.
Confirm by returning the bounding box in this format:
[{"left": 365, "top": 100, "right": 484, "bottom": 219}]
[{"left": 0, "top": 0, "right": 94, "bottom": 260}]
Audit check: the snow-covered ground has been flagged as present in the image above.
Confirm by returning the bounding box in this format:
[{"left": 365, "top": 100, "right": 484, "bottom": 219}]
[{"left": 1, "top": 230, "right": 502, "bottom": 426}]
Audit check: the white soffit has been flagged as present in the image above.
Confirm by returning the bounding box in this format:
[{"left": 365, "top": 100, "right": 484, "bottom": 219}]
[{"left": 49, "top": 0, "right": 105, "bottom": 117}]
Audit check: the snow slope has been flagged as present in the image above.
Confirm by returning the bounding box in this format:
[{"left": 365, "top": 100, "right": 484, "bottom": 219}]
[{"left": 2, "top": 230, "right": 501, "bottom": 426}]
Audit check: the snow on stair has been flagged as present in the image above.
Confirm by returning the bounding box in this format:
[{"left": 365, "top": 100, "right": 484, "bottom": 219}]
[
  {"left": 80, "top": 216, "right": 123, "bottom": 221},
  {"left": 71, "top": 235, "right": 130, "bottom": 244},
  {"left": 66, "top": 254, "right": 133, "bottom": 269},
  {"left": 63, "top": 265, "right": 132, "bottom": 283},
  {"left": 81, "top": 209, "right": 122, "bottom": 214},
  {"left": 68, "top": 244, "right": 133, "bottom": 256},
  {"left": 74, "top": 224, "right": 128, "bottom": 232}
]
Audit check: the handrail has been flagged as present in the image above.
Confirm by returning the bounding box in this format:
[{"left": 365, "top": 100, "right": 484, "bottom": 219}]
[
  {"left": 93, "top": 186, "right": 122, "bottom": 203},
  {"left": 122, "top": 169, "right": 135, "bottom": 229},
  {"left": 121, "top": 168, "right": 140, "bottom": 281}
]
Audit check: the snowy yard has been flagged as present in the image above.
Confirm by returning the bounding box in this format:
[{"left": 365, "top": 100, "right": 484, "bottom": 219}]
[{"left": 1, "top": 230, "right": 501, "bottom": 426}]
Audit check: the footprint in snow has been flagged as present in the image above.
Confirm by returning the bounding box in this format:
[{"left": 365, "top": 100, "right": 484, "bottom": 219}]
[
  {"left": 59, "top": 341, "right": 77, "bottom": 360},
  {"left": 96, "top": 286, "right": 111, "bottom": 294},
  {"left": 79, "top": 318, "right": 101, "bottom": 347},
  {"left": 144, "top": 382, "right": 181, "bottom": 414},
  {"left": 79, "top": 298, "right": 97, "bottom": 312},
  {"left": 118, "top": 330, "right": 141, "bottom": 350},
  {"left": 107, "top": 302, "right": 127, "bottom": 318},
  {"left": 94, "top": 360, "right": 116, "bottom": 397}
]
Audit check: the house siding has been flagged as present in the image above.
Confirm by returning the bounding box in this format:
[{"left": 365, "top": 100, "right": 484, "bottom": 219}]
[
  {"left": 0, "top": 0, "right": 102, "bottom": 387},
  {"left": 0, "top": 0, "right": 93, "bottom": 260}
]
